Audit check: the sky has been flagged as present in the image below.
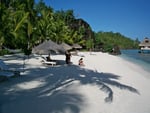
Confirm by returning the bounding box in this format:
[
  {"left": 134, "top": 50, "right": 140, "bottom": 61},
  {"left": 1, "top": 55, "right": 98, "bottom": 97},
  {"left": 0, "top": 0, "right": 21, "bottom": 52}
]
[{"left": 35, "top": 0, "right": 150, "bottom": 41}]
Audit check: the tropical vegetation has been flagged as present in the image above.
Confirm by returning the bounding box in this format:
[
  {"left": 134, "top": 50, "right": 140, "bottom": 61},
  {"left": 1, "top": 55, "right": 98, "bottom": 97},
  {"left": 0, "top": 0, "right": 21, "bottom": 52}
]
[
  {"left": 94, "top": 31, "right": 139, "bottom": 52},
  {"left": 0, "top": 0, "right": 139, "bottom": 55}
]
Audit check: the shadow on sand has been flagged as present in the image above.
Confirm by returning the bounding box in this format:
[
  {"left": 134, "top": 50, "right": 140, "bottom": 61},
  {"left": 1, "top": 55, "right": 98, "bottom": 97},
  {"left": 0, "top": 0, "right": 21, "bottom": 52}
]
[{"left": 0, "top": 62, "right": 140, "bottom": 113}]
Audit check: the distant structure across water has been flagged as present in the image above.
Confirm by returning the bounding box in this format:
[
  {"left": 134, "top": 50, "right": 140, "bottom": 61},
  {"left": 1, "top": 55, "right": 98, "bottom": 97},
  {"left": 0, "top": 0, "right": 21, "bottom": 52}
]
[{"left": 139, "top": 37, "right": 150, "bottom": 53}]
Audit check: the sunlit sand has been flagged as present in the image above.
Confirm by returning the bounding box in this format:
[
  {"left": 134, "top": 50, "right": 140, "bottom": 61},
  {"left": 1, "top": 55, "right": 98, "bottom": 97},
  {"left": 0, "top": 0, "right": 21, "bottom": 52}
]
[{"left": 0, "top": 52, "right": 150, "bottom": 113}]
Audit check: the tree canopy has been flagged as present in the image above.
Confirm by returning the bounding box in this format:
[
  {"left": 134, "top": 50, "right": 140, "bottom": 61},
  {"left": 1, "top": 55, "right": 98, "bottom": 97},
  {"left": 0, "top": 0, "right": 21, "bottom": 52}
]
[
  {"left": 0, "top": 0, "right": 139, "bottom": 55},
  {"left": 94, "top": 31, "right": 139, "bottom": 52}
]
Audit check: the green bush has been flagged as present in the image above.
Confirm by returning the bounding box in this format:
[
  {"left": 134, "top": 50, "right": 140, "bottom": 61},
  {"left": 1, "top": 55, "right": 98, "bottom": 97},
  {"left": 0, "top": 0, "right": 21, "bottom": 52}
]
[
  {"left": 103, "top": 45, "right": 113, "bottom": 53},
  {"left": 0, "top": 49, "right": 10, "bottom": 56}
]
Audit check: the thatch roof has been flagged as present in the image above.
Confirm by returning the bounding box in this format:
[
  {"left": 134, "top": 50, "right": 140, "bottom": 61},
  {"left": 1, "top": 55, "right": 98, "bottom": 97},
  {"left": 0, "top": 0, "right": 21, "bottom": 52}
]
[
  {"left": 72, "top": 43, "right": 82, "bottom": 49},
  {"left": 60, "top": 42, "right": 72, "bottom": 51},
  {"left": 32, "top": 40, "right": 65, "bottom": 54},
  {"left": 139, "top": 38, "right": 150, "bottom": 47}
]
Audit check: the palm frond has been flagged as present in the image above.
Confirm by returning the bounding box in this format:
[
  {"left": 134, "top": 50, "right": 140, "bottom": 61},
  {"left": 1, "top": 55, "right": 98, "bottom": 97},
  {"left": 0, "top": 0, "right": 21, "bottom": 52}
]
[{"left": 14, "top": 12, "right": 29, "bottom": 32}]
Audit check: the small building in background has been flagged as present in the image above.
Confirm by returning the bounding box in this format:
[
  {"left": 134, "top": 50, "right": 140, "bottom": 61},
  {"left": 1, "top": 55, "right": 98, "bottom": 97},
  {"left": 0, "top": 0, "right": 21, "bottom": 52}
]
[{"left": 139, "top": 37, "right": 150, "bottom": 53}]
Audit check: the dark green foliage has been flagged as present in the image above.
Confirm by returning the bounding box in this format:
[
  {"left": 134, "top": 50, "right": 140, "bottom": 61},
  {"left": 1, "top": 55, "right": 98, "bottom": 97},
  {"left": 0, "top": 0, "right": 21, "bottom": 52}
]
[
  {"left": 94, "top": 31, "right": 139, "bottom": 53},
  {"left": 0, "top": 49, "right": 10, "bottom": 56},
  {"left": 23, "top": 48, "right": 32, "bottom": 55},
  {"left": 0, "top": 1, "right": 139, "bottom": 54}
]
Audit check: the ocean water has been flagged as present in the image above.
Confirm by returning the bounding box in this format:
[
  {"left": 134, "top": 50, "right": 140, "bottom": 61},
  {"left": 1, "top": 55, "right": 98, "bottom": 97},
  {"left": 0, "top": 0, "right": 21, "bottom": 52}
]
[{"left": 120, "top": 49, "right": 150, "bottom": 72}]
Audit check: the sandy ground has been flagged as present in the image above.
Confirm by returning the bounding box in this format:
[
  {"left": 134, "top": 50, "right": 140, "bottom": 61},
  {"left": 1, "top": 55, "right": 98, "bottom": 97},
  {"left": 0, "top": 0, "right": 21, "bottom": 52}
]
[{"left": 0, "top": 52, "right": 150, "bottom": 113}]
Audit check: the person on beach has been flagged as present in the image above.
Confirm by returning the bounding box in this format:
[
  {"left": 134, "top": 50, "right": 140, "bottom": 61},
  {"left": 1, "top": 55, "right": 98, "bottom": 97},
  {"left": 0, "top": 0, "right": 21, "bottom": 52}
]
[
  {"left": 78, "top": 58, "right": 85, "bottom": 66},
  {"left": 65, "top": 51, "right": 71, "bottom": 64},
  {"left": 46, "top": 53, "right": 51, "bottom": 61}
]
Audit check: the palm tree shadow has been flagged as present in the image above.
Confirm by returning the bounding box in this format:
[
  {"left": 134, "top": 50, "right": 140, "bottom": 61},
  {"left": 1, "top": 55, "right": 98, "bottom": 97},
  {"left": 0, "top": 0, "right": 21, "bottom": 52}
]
[
  {"left": 0, "top": 64, "right": 140, "bottom": 113},
  {"left": 39, "top": 64, "right": 139, "bottom": 103}
]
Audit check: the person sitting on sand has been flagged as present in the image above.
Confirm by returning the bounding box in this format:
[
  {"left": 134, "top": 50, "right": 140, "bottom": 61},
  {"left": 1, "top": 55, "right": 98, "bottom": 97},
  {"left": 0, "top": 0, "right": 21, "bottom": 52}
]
[{"left": 78, "top": 58, "right": 85, "bottom": 66}]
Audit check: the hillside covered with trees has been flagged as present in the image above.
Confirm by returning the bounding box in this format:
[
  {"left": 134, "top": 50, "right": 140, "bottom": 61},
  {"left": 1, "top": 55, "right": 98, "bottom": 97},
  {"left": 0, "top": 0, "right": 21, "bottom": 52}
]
[
  {"left": 0, "top": 0, "right": 139, "bottom": 55},
  {"left": 94, "top": 31, "right": 139, "bottom": 52}
]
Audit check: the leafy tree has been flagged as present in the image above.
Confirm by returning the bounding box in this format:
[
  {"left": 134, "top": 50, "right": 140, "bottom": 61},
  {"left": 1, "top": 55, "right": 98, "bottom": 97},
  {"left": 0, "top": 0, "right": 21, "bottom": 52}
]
[
  {"left": 86, "top": 39, "right": 94, "bottom": 50},
  {"left": 1, "top": 0, "right": 139, "bottom": 55},
  {"left": 94, "top": 31, "right": 139, "bottom": 52}
]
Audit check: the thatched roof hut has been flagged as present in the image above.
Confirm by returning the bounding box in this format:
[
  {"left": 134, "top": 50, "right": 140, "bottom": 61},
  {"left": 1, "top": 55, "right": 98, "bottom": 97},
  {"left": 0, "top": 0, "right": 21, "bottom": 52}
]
[
  {"left": 139, "top": 38, "right": 150, "bottom": 52},
  {"left": 139, "top": 37, "right": 150, "bottom": 47},
  {"left": 32, "top": 40, "right": 65, "bottom": 54},
  {"left": 60, "top": 42, "right": 72, "bottom": 51},
  {"left": 72, "top": 43, "right": 82, "bottom": 49}
]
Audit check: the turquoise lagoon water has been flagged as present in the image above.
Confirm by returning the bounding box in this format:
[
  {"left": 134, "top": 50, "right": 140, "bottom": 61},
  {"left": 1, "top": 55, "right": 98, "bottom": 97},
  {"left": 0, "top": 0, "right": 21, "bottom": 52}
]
[{"left": 120, "top": 49, "right": 150, "bottom": 73}]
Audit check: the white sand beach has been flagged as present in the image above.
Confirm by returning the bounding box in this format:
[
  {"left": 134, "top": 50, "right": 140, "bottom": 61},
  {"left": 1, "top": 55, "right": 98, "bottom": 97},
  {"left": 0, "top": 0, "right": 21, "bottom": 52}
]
[{"left": 0, "top": 52, "right": 150, "bottom": 113}]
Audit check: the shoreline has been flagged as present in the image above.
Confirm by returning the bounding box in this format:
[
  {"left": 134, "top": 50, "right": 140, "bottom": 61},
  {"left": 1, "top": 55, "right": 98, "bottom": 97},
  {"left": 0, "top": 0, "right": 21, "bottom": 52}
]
[
  {"left": 120, "top": 51, "right": 150, "bottom": 73},
  {"left": 0, "top": 52, "right": 150, "bottom": 113}
]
